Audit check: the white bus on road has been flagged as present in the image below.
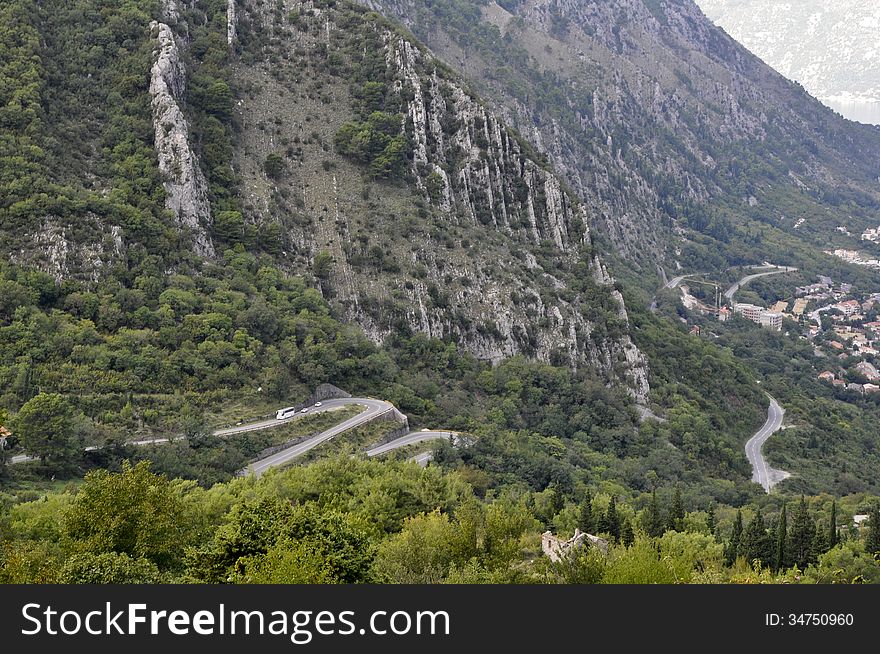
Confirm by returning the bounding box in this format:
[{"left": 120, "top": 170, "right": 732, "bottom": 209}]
[{"left": 275, "top": 407, "right": 298, "bottom": 420}]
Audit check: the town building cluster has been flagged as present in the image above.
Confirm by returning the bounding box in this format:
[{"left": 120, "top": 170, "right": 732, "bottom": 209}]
[
  {"left": 681, "top": 266, "right": 880, "bottom": 396},
  {"left": 818, "top": 369, "right": 880, "bottom": 395},
  {"left": 811, "top": 280, "right": 880, "bottom": 393},
  {"left": 677, "top": 266, "right": 880, "bottom": 402}
]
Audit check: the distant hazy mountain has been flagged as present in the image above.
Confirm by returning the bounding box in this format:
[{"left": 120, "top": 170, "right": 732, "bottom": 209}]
[{"left": 697, "top": 0, "right": 880, "bottom": 124}]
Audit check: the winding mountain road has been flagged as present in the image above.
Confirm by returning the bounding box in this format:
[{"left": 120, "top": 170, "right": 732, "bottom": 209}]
[
  {"left": 9, "top": 397, "right": 418, "bottom": 475},
  {"left": 650, "top": 271, "right": 702, "bottom": 312},
  {"left": 233, "top": 399, "right": 456, "bottom": 476},
  {"left": 724, "top": 266, "right": 797, "bottom": 301},
  {"left": 366, "top": 430, "right": 456, "bottom": 468},
  {"left": 8, "top": 393, "right": 453, "bottom": 476},
  {"left": 242, "top": 398, "right": 397, "bottom": 477},
  {"left": 365, "top": 430, "right": 454, "bottom": 457},
  {"left": 745, "top": 395, "right": 790, "bottom": 493}
]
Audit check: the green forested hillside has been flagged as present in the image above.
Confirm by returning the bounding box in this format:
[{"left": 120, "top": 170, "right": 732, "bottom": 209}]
[
  {"left": 0, "top": 0, "right": 183, "bottom": 273},
  {"left": 0, "top": 245, "right": 772, "bottom": 504}
]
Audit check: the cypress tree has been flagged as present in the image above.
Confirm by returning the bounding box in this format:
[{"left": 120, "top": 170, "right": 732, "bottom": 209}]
[
  {"left": 787, "top": 496, "right": 817, "bottom": 570},
  {"left": 548, "top": 484, "right": 565, "bottom": 515},
  {"left": 829, "top": 500, "right": 838, "bottom": 550},
  {"left": 606, "top": 496, "right": 621, "bottom": 543},
  {"left": 643, "top": 489, "right": 665, "bottom": 538},
  {"left": 813, "top": 523, "right": 830, "bottom": 556},
  {"left": 740, "top": 508, "right": 773, "bottom": 569},
  {"left": 866, "top": 505, "right": 880, "bottom": 556},
  {"left": 668, "top": 487, "right": 686, "bottom": 532},
  {"left": 578, "top": 491, "right": 594, "bottom": 533},
  {"left": 774, "top": 503, "right": 787, "bottom": 571},
  {"left": 707, "top": 503, "right": 717, "bottom": 541},
  {"left": 621, "top": 518, "right": 635, "bottom": 547},
  {"left": 725, "top": 510, "right": 743, "bottom": 565},
  {"left": 595, "top": 500, "right": 610, "bottom": 535}
]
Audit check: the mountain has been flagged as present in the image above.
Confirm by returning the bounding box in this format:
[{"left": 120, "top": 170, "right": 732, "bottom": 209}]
[
  {"left": 698, "top": 0, "right": 880, "bottom": 124},
  {"left": 3, "top": 0, "right": 880, "bottom": 588},
  {"left": 359, "top": 0, "right": 880, "bottom": 284}
]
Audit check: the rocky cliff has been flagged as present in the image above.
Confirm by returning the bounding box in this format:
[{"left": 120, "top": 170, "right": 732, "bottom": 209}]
[
  {"left": 230, "top": 0, "right": 650, "bottom": 400},
  {"left": 227, "top": 0, "right": 237, "bottom": 45},
  {"left": 149, "top": 19, "right": 215, "bottom": 258}
]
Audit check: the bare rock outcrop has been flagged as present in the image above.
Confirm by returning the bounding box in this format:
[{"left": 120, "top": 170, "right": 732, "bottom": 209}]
[
  {"left": 14, "top": 219, "right": 123, "bottom": 283},
  {"left": 227, "top": 0, "right": 237, "bottom": 45},
  {"left": 381, "top": 33, "right": 650, "bottom": 401},
  {"left": 149, "top": 21, "right": 215, "bottom": 258}
]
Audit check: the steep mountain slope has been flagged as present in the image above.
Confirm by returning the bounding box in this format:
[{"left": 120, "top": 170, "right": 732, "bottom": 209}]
[
  {"left": 360, "top": 0, "right": 880, "bottom": 282},
  {"left": 199, "top": 0, "right": 650, "bottom": 397},
  {"left": 698, "top": 0, "right": 880, "bottom": 123}
]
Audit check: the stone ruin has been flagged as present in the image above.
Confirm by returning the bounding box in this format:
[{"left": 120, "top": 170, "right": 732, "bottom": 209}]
[{"left": 541, "top": 529, "right": 609, "bottom": 563}]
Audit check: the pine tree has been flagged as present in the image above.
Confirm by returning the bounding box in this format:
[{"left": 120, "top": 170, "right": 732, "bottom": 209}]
[
  {"left": 578, "top": 491, "right": 593, "bottom": 534},
  {"left": 787, "top": 496, "right": 817, "bottom": 570},
  {"left": 606, "top": 496, "right": 621, "bottom": 543},
  {"left": 866, "top": 505, "right": 880, "bottom": 556},
  {"left": 774, "top": 503, "right": 787, "bottom": 571},
  {"left": 621, "top": 518, "right": 635, "bottom": 547},
  {"left": 725, "top": 510, "right": 743, "bottom": 566},
  {"left": 642, "top": 489, "right": 665, "bottom": 538},
  {"left": 668, "top": 487, "right": 686, "bottom": 532},
  {"left": 740, "top": 508, "right": 773, "bottom": 569},
  {"left": 828, "top": 500, "right": 839, "bottom": 550},
  {"left": 707, "top": 503, "right": 717, "bottom": 541}
]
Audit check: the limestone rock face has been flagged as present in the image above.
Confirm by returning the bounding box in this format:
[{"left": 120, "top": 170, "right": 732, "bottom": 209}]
[
  {"left": 13, "top": 219, "right": 123, "bottom": 283},
  {"left": 149, "top": 21, "right": 215, "bottom": 258},
  {"left": 231, "top": 1, "right": 650, "bottom": 402},
  {"left": 380, "top": 32, "right": 650, "bottom": 400},
  {"left": 360, "top": 0, "right": 880, "bottom": 277},
  {"left": 227, "top": 0, "right": 237, "bottom": 45}
]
